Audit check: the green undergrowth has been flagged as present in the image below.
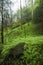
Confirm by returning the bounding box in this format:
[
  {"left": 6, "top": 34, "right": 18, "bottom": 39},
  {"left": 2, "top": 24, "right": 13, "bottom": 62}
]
[
  {"left": 1, "top": 22, "right": 43, "bottom": 58},
  {"left": 1, "top": 36, "right": 43, "bottom": 65},
  {"left": 23, "top": 43, "right": 43, "bottom": 65},
  {"left": 0, "top": 22, "right": 43, "bottom": 65},
  {"left": 1, "top": 36, "right": 43, "bottom": 58},
  {"left": 4, "top": 23, "right": 43, "bottom": 45}
]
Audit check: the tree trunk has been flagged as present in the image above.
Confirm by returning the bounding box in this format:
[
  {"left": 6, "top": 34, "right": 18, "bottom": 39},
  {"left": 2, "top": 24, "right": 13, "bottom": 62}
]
[
  {"left": 20, "top": 0, "right": 22, "bottom": 29},
  {"left": 1, "top": 0, "right": 4, "bottom": 44}
]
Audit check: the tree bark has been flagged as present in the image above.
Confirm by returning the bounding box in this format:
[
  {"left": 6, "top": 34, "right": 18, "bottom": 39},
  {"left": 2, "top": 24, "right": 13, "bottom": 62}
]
[{"left": 1, "top": 0, "right": 4, "bottom": 44}]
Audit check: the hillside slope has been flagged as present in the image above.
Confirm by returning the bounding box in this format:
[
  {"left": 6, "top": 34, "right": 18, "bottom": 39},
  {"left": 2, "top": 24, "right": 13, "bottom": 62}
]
[
  {"left": 2, "top": 22, "right": 43, "bottom": 54},
  {"left": 0, "top": 23, "right": 43, "bottom": 65}
]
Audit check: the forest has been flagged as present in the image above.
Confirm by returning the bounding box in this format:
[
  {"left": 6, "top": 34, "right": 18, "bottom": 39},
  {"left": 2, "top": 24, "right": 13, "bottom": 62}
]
[{"left": 0, "top": 0, "right": 43, "bottom": 65}]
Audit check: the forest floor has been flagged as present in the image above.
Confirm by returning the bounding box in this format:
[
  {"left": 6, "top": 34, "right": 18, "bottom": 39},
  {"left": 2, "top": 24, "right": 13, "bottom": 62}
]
[
  {"left": 0, "top": 22, "right": 43, "bottom": 49},
  {"left": 0, "top": 23, "right": 43, "bottom": 65}
]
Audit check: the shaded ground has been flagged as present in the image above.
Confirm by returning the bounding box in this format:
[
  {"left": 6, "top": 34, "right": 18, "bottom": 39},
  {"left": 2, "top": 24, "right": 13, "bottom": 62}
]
[
  {"left": 1, "top": 43, "right": 26, "bottom": 65},
  {"left": 0, "top": 42, "right": 43, "bottom": 65}
]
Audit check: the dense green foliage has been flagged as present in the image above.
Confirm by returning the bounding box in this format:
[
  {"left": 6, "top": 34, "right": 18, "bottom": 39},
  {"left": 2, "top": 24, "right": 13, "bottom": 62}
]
[
  {"left": 17, "top": 7, "right": 32, "bottom": 24},
  {"left": 23, "top": 43, "right": 43, "bottom": 65},
  {"left": 33, "top": 0, "right": 43, "bottom": 24},
  {"left": 0, "top": 0, "right": 43, "bottom": 65},
  {"left": 0, "top": 22, "right": 43, "bottom": 65},
  {"left": 0, "top": 36, "right": 43, "bottom": 65}
]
